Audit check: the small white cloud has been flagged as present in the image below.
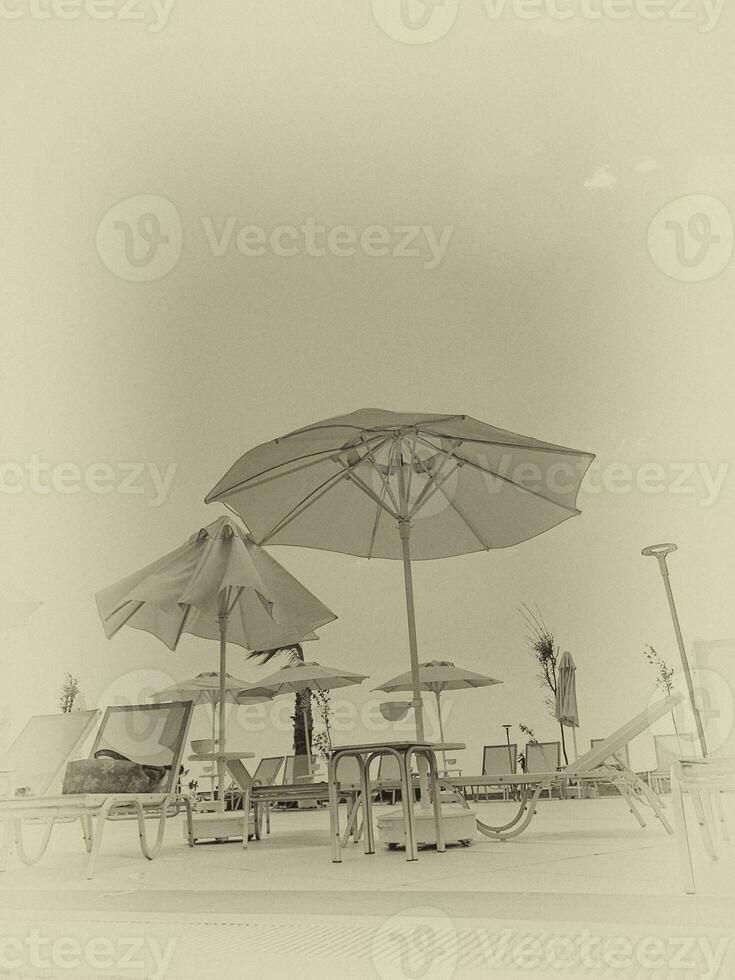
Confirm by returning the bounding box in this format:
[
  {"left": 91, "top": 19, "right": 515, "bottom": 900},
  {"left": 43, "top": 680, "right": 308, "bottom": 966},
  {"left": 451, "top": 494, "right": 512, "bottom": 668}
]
[
  {"left": 635, "top": 156, "right": 657, "bottom": 174},
  {"left": 584, "top": 164, "right": 618, "bottom": 191}
]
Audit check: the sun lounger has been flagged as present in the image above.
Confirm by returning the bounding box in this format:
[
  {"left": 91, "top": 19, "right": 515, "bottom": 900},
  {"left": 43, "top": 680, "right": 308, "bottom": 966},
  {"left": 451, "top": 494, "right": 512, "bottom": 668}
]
[
  {"left": 0, "top": 709, "right": 100, "bottom": 801},
  {"left": 0, "top": 710, "right": 100, "bottom": 863},
  {"left": 670, "top": 756, "right": 735, "bottom": 893},
  {"left": 0, "top": 701, "right": 193, "bottom": 878},
  {"left": 440, "top": 694, "right": 684, "bottom": 840}
]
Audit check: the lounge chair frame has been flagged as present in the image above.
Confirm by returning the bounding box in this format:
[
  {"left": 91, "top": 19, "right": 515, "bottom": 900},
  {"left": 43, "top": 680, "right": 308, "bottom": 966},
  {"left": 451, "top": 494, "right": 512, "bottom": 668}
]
[
  {"left": 440, "top": 695, "right": 684, "bottom": 840},
  {"left": 0, "top": 701, "right": 193, "bottom": 878}
]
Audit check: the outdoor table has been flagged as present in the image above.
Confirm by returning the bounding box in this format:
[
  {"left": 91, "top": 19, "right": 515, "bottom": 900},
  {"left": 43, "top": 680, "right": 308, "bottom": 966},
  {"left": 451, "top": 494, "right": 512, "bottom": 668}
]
[{"left": 327, "top": 741, "right": 465, "bottom": 863}]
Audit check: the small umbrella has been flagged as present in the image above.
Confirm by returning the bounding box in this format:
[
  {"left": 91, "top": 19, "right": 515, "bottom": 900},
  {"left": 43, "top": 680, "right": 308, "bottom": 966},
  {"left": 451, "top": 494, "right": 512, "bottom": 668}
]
[
  {"left": 238, "top": 661, "right": 368, "bottom": 774},
  {"left": 96, "top": 516, "right": 336, "bottom": 809},
  {"left": 373, "top": 659, "right": 502, "bottom": 770},
  {"left": 555, "top": 650, "right": 579, "bottom": 760},
  {"left": 151, "top": 671, "right": 267, "bottom": 797}
]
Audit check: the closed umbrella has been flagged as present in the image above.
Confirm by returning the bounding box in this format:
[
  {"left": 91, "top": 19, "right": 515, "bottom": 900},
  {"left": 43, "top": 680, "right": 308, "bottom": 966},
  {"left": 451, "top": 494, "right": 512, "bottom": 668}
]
[
  {"left": 96, "top": 516, "right": 336, "bottom": 809},
  {"left": 238, "top": 661, "right": 368, "bottom": 775},
  {"left": 373, "top": 660, "right": 502, "bottom": 771},
  {"left": 555, "top": 650, "right": 579, "bottom": 761},
  {"left": 206, "top": 408, "right": 594, "bottom": 764}
]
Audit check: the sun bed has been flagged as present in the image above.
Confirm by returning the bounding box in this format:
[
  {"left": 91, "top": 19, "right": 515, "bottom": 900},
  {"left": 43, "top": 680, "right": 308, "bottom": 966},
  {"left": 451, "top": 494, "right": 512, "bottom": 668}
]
[
  {"left": 0, "top": 701, "right": 193, "bottom": 878},
  {"left": 440, "top": 694, "right": 684, "bottom": 840},
  {"left": 0, "top": 710, "right": 100, "bottom": 863}
]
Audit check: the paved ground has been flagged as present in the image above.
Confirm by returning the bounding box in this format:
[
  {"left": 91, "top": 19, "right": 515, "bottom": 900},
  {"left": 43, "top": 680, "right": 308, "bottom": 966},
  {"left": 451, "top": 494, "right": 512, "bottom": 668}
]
[{"left": 0, "top": 797, "right": 732, "bottom": 978}]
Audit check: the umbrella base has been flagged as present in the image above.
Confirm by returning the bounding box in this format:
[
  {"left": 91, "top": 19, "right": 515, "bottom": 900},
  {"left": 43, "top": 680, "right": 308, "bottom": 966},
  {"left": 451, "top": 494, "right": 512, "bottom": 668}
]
[
  {"left": 186, "top": 811, "right": 254, "bottom": 844},
  {"left": 376, "top": 803, "right": 476, "bottom": 847}
]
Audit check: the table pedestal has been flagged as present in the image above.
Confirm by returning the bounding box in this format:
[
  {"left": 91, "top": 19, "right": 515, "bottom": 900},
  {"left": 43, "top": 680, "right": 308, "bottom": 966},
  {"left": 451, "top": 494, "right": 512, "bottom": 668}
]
[{"left": 377, "top": 803, "right": 476, "bottom": 847}]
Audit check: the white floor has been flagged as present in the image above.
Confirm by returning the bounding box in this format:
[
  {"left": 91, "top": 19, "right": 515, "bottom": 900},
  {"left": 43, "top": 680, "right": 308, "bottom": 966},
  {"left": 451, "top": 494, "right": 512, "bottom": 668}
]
[{"left": 0, "top": 797, "right": 732, "bottom": 978}]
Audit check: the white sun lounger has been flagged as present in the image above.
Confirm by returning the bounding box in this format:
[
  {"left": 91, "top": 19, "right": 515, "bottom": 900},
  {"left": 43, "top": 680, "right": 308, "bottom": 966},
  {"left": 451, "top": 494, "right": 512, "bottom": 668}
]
[
  {"left": 0, "top": 701, "right": 193, "bottom": 878},
  {"left": 441, "top": 694, "right": 684, "bottom": 840}
]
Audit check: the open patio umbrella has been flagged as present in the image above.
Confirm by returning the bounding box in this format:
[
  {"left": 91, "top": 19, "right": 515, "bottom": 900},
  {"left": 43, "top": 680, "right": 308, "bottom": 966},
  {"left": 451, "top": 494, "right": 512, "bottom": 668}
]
[
  {"left": 238, "top": 661, "right": 368, "bottom": 774},
  {"left": 206, "top": 409, "right": 594, "bottom": 760},
  {"left": 372, "top": 660, "right": 502, "bottom": 771},
  {"left": 555, "top": 650, "right": 579, "bottom": 761},
  {"left": 95, "top": 515, "right": 337, "bottom": 808}
]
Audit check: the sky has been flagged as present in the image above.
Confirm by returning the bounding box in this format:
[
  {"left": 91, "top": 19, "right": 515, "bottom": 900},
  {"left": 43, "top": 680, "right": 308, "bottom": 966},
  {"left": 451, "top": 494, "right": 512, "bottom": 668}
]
[{"left": 2, "top": 0, "right": 734, "bottom": 775}]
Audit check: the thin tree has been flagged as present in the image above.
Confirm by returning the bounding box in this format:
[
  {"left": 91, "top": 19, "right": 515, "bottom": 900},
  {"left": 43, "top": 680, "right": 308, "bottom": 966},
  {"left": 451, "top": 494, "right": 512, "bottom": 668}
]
[
  {"left": 59, "top": 673, "right": 80, "bottom": 713},
  {"left": 520, "top": 604, "right": 569, "bottom": 764}
]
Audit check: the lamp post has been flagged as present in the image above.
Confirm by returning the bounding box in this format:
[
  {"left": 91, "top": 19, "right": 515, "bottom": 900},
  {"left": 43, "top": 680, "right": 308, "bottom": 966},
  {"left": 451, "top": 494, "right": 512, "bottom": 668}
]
[
  {"left": 502, "top": 724, "right": 514, "bottom": 772},
  {"left": 641, "top": 543, "right": 708, "bottom": 757}
]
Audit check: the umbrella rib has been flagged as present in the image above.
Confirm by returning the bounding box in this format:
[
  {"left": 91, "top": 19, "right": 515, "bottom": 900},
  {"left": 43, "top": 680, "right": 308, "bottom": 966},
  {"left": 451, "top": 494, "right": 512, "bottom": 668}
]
[
  {"left": 207, "top": 434, "right": 391, "bottom": 501},
  {"left": 366, "top": 439, "right": 399, "bottom": 558},
  {"left": 413, "top": 435, "right": 583, "bottom": 516},
  {"left": 419, "top": 427, "right": 596, "bottom": 459},
  {"left": 172, "top": 604, "right": 194, "bottom": 649},
  {"left": 279, "top": 414, "right": 466, "bottom": 441},
  {"left": 360, "top": 435, "right": 400, "bottom": 513},
  {"left": 408, "top": 439, "right": 461, "bottom": 514},
  {"left": 104, "top": 599, "right": 146, "bottom": 635},
  {"left": 410, "top": 452, "right": 491, "bottom": 549},
  {"left": 407, "top": 460, "right": 460, "bottom": 521}
]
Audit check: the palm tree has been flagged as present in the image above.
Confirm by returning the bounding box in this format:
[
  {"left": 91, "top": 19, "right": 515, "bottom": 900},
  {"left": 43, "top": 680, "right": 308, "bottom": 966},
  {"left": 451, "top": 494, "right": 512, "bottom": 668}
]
[{"left": 247, "top": 643, "right": 313, "bottom": 762}]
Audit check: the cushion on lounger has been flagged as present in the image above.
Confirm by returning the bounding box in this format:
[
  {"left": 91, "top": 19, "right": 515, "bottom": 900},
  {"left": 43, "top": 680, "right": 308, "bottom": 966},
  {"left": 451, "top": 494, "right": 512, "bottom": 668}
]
[{"left": 62, "top": 750, "right": 168, "bottom": 795}]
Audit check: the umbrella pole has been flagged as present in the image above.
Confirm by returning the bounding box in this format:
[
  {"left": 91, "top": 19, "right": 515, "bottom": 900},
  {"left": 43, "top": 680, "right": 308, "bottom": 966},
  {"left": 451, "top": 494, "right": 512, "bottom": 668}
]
[
  {"left": 435, "top": 692, "right": 447, "bottom": 774},
  {"left": 217, "top": 609, "right": 228, "bottom": 813},
  {"left": 210, "top": 704, "right": 217, "bottom": 801},
  {"left": 398, "top": 519, "right": 429, "bottom": 802},
  {"left": 571, "top": 725, "right": 578, "bottom": 761},
  {"left": 303, "top": 708, "right": 312, "bottom": 776}
]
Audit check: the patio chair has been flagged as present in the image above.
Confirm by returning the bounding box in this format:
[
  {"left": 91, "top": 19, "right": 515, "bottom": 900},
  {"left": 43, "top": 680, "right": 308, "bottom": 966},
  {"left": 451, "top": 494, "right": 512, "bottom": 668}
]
[
  {"left": 524, "top": 742, "right": 561, "bottom": 799},
  {"left": 670, "top": 756, "right": 735, "bottom": 893},
  {"left": 0, "top": 701, "right": 193, "bottom": 878},
  {"left": 649, "top": 734, "right": 696, "bottom": 795},
  {"left": 440, "top": 694, "right": 684, "bottom": 841},
  {"left": 241, "top": 756, "right": 285, "bottom": 833},
  {"left": 471, "top": 745, "right": 517, "bottom": 801},
  {"left": 222, "top": 753, "right": 362, "bottom": 844}
]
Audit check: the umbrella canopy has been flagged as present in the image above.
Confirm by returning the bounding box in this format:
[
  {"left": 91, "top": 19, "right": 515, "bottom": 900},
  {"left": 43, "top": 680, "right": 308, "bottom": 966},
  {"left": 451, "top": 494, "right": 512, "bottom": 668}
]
[
  {"left": 238, "top": 661, "right": 368, "bottom": 773},
  {"left": 151, "top": 671, "right": 266, "bottom": 707},
  {"left": 96, "top": 515, "right": 334, "bottom": 653},
  {"left": 373, "top": 659, "right": 502, "bottom": 769},
  {"left": 555, "top": 651, "right": 579, "bottom": 727},
  {"left": 206, "top": 409, "right": 594, "bottom": 754},
  {"left": 373, "top": 659, "right": 502, "bottom": 696},
  {"left": 238, "top": 661, "right": 368, "bottom": 700},
  {"left": 555, "top": 650, "right": 579, "bottom": 760},
  {"left": 95, "top": 516, "right": 337, "bottom": 809}
]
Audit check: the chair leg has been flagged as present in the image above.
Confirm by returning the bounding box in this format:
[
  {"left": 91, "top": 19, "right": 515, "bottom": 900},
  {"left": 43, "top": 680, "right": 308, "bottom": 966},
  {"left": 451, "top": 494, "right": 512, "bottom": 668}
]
[
  {"left": 241, "top": 789, "right": 250, "bottom": 849},
  {"left": 86, "top": 801, "right": 115, "bottom": 879},
  {"left": 691, "top": 793, "right": 718, "bottom": 861},
  {"left": 265, "top": 803, "right": 271, "bottom": 835},
  {"left": 14, "top": 820, "right": 56, "bottom": 866},
  {"left": 132, "top": 802, "right": 168, "bottom": 862},
  {"left": 714, "top": 792, "right": 729, "bottom": 842},
  {"left": 671, "top": 771, "right": 696, "bottom": 894},
  {"left": 80, "top": 815, "right": 94, "bottom": 854}
]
